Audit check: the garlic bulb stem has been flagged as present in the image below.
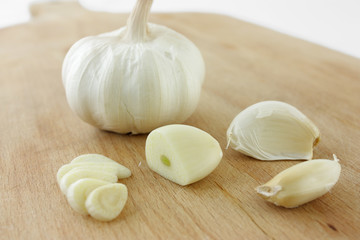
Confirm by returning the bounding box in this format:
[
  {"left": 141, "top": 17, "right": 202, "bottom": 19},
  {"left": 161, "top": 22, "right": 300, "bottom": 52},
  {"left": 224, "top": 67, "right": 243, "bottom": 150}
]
[{"left": 125, "top": 0, "right": 154, "bottom": 42}]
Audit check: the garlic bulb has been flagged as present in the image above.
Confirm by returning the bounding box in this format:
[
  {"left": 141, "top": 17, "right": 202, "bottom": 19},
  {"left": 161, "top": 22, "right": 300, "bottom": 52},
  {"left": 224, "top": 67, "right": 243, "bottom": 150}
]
[
  {"left": 256, "top": 155, "right": 341, "bottom": 208},
  {"left": 62, "top": 0, "right": 205, "bottom": 134},
  {"left": 226, "top": 101, "right": 320, "bottom": 160}
]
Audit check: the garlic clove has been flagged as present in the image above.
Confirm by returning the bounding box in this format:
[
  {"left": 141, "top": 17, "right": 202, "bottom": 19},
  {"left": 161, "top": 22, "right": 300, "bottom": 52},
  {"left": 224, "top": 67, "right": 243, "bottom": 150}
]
[
  {"left": 226, "top": 101, "right": 320, "bottom": 160},
  {"left": 145, "top": 124, "right": 223, "bottom": 186},
  {"left": 256, "top": 155, "right": 341, "bottom": 208}
]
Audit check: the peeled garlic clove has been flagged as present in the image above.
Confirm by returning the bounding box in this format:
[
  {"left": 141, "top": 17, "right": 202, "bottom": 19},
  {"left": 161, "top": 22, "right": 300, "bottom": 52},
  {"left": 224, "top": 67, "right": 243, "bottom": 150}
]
[
  {"left": 145, "top": 124, "right": 223, "bottom": 186},
  {"left": 59, "top": 169, "right": 118, "bottom": 194},
  {"left": 226, "top": 101, "right": 320, "bottom": 160},
  {"left": 62, "top": 0, "right": 205, "bottom": 134},
  {"left": 85, "top": 183, "right": 128, "bottom": 221},
  {"left": 66, "top": 178, "right": 110, "bottom": 215},
  {"left": 256, "top": 155, "right": 341, "bottom": 208}
]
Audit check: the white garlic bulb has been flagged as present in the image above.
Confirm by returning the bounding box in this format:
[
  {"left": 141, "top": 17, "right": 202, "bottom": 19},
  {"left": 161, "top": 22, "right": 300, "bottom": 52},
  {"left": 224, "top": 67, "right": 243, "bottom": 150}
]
[
  {"left": 62, "top": 0, "right": 205, "bottom": 134},
  {"left": 226, "top": 101, "right": 320, "bottom": 160}
]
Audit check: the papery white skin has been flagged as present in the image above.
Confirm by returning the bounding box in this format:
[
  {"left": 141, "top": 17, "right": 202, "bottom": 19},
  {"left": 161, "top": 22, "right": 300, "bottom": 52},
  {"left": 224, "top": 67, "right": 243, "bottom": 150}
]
[
  {"left": 226, "top": 101, "right": 320, "bottom": 160},
  {"left": 62, "top": 0, "right": 205, "bottom": 134}
]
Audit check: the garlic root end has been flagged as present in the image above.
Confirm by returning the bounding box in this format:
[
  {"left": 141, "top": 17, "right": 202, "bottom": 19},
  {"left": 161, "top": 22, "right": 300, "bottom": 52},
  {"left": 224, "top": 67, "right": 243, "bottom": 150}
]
[{"left": 256, "top": 185, "right": 282, "bottom": 198}]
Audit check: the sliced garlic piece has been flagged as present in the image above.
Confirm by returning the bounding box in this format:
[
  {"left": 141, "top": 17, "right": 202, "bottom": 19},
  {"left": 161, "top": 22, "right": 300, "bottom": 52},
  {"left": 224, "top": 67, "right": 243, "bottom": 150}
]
[
  {"left": 56, "top": 162, "right": 131, "bottom": 184},
  {"left": 227, "top": 101, "right": 320, "bottom": 160},
  {"left": 85, "top": 183, "right": 128, "bottom": 221},
  {"left": 59, "top": 169, "right": 117, "bottom": 194},
  {"left": 145, "top": 124, "right": 223, "bottom": 186},
  {"left": 66, "top": 178, "right": 110, "bottom": 215},
  {"left": 256, "top": 155, "right": 341, "bottom": 208},
  {"left": 71, "top": 154, "right": 119, "bottom": 164}
]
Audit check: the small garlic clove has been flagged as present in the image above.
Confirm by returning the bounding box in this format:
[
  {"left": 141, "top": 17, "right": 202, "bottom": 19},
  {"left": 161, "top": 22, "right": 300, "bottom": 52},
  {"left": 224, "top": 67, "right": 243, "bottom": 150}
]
[
  {"left": 226, "top": 101, "right": 320, "bottom": 160},
  {"left": 145, "top": 124, "right": 223, "bottom": 186},
  {"left": 256, "top": 155, "right": 341, "bottom": 208}
]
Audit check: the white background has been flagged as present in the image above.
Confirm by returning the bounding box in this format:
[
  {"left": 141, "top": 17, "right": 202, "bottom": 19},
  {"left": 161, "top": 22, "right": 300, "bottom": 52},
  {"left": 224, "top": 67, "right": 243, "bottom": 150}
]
[{"left": 0, "top": 0, "right": 359, "bottom": 59}]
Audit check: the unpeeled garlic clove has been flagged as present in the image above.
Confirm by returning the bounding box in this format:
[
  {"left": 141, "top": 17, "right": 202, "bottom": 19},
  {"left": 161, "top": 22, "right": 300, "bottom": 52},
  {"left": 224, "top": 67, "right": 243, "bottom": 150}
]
[
  {"left": 226, "top": 101, "right": 320, "bottom": 160},
  {"left": 256, "top": 155, "right": 341, "bottom": 208}
]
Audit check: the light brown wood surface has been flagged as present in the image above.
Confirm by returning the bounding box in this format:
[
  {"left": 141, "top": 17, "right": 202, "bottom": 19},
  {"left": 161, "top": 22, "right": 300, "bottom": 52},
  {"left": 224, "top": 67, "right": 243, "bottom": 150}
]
[{"left": 1, "top": 2, "right": 360, "bottom": 239}]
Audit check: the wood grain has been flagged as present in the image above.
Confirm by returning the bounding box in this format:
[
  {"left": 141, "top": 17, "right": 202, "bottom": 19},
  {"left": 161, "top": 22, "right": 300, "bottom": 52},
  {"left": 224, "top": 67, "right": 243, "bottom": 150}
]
[{"left": 1, "top": 2, "right": 360, "bottom": 239}]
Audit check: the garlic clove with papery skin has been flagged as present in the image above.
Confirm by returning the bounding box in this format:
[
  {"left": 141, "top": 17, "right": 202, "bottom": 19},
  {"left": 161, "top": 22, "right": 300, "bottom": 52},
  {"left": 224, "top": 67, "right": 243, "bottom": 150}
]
[
  {"left": 62, "top": 0, "right": 205, "bottom": 134},
  {"left": 226, "top": 101, "right": 320, "bottom": 160},
  {"left": 256, "top": 155, "right": 341, "bottom": 208}
]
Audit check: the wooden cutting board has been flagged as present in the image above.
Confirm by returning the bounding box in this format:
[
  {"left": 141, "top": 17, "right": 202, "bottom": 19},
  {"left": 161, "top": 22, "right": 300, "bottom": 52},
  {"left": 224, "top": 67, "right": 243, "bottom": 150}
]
[{"left": 1, "top": 2, "right": 359, "bottom": 239}]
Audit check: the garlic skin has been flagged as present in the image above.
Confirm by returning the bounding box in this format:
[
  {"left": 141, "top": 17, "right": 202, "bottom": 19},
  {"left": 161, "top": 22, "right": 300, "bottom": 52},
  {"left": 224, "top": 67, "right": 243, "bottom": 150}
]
[
  {"left": 256, "top": 155, "right": 341, "bottom": 208},
  {"left": 226, "top": 101, "right": 320, "bottom": 160},
  {"left": 62, "top": 0, "right": 205, "bottom": 134}
]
